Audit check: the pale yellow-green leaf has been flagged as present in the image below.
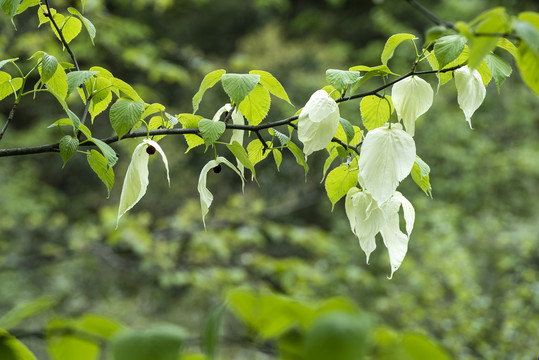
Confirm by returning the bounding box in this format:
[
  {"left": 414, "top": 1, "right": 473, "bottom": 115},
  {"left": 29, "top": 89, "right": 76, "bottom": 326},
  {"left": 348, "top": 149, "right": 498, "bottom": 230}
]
[
  {"left": 250, "top": 70, "right": 292, "bottom": 104},
  {"left": 358, "top": 125, "right": 416, "bottom": 204},
  {"left": 238, "top": 83, "right": 271, "bottom": 126},
  {"left": 325, "top": 164, "right": 359, "bottom": 210},
  {"left": 360, "top": 95, "right": 394, "bottom": 130},
  {"left": 247, "top": 139, "right": 271, "bottom": 166},
  {"left": 0, "top": 78, "right": 22, "bottom": 101},
  {"left": 178, "top": 113, "right": 204, "bottom": 152},
  {"left": 381, "top": 33, "right": 416, "bottom": 66}
]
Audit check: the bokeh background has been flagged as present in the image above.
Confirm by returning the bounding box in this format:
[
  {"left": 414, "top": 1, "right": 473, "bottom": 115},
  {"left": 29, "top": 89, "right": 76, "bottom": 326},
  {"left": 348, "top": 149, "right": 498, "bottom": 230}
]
[{"left": 1, "top": 0, "right": 538, "bottom": 359}]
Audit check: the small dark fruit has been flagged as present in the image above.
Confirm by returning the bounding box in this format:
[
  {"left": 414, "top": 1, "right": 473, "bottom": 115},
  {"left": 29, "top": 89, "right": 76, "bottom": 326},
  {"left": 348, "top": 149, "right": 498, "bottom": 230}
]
[
  {"left": 146, "top": 145, "right": 156, "bottom": 155},
  {"left": 213, "top": 164, "right": 222, "bottom": 173}
]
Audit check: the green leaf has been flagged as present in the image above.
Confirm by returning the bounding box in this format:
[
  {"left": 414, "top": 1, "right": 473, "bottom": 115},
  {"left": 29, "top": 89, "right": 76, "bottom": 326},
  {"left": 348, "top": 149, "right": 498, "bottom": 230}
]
[
  {"left": 0, "top": 78, "right": 22, "bottom": 101},
  {"left": 381, "top": 33, "right": 416, "bottom": 66},
  {"left": 227, "top": 141, "right": 256, "bottom": 178},
  {"left": 40, "top": 53, "right": 58, "bottom": 84},
  {"left": 87, "top": 149, "right": 114, "bottom": 197},
  {"left": 269, "top": 128, "right": 289, "bottom": 147},
  {"left": 59, "top": 135, "right": 79, "bottom": 166},
  {"left": 287, "top": 141, "right": 309, "bottom": 177},
  {"left": 43, "top": 64, "right": 68, "bottom": 99},
  {"left": 338, "top": 118, "right": 354, "bottom": 144},
  {"left": 325, "top": 69, "right": 361, "bottom": 94},
  {"left": 202, "top": 305, "right": 224, "bottom": 360},
  {"left": 109, "top": 99, "right": 144, "bottom": 138},
  {"left": 83, "top": 77, "right": 113, "bottom": 121},
  {"left": 0, "top": 329, "right": 37, "bottom": 360},
  {"left": 247, "top": 139, "right": 271, "bottom": 166},
  {"left": 273, "top": 149, "right": 282, "bottom": 171},
  {"left": 37, "top": 5, "right": 55, "bottom": 27},
  {"left": 1, "top": 0, "right": 19, "bottom": 25},
  {"left": 304, "top": 312, "right": 370, "bottom": 360},
  {"left": 221, "top": 73, "right": 260, "bottom": 105},
  {"left": 360, "top": 95, "right": 393, "bottom": 130},
  {"left": 238, "top": 83, "right": 271, "bottom": 126},
  {"left": 0, "top": 58, "right": 18, "bottom": 71},
  {"left": 400, "top": 333, "right": 451, "bottom": 360},
  {"left": 325, "top": 164, "right": 359, "bottom": 210},
  {"left": 198, "top": 119, "right": 226, "bottom": 146},
  {"left": 111, "top": 78, "right": 143, "bottom": 102},
  {"left": 46, "top": 319, "right": 100, "bottom": 360},
  {"left": 112, "top": 325, "right": 186, "bottom": 360},
  {"left": 66, "top": 70, "right": 97, "bottom": 95},
  {"left": 411, "top": 156, "right": 432, "bottom": 197},
  {"left": 0, "top": 297, "right": 55, "bottom": 329},
  {"left": 322, "top": 147, "right": 339, "bottom": 183},
  {"left": 66, "top": 108, "right": 80, "bottom": 132},
  {"left": 142, "top": 103, "right": 166, "bottom": 119},
  {"left": 250, "top": 70, "right": 292, "bottom": 104},
  {"left": 178, "top": 113, "right": 204, "bottom": 152},
  {"left": 484, "top": 53, "right": 512, "bottom": 92},
  {"left": 433, "top": 35, "right": 467, "bottom": 69},
  {"left": 89, "top": 137, "right": 118, "bottom": 167},
  {"left": 192, "top": 69, "right": 226, "bottom": 113},
  {"left": 16, "top": 0, "right": 40, "bottom": 15},
  {"left": 516, "top": 40, "right": 539, "bottom": 96},
  {"left": 51, "top": 13, "right": 82, "bottom": 44},
  {"left": 467, "top": 8, "right": 509, "bottom": 69},
  {"left": 68, "top": 7, "right": 96, "bottom": 45}
]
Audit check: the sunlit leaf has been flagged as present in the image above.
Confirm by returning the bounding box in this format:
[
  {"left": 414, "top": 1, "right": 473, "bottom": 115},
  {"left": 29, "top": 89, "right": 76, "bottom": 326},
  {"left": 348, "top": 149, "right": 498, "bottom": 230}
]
[
  {"left": 250, "top": 70, "right": 292, "bottom": 105},
  {"left": 238, "top": 84, "right": 271, "bottom": 126},
  {"left": 192, "top": 69, "right": 226, "bottom": 113},
  {"left": 325, "top": 164, "right": 359, "bottom": 210},
  {"left": 381, "top": 33, "right": 416, "bottom": 66},
  {"left": 360, "top": 95, "right": 393, "bottom": 130}
]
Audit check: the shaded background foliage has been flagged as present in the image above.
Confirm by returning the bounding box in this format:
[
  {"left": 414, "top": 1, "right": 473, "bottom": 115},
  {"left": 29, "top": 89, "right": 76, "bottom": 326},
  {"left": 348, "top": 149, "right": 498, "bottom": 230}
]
[{"left": 0, "top": 0, "right": 538, "bottom": 359}]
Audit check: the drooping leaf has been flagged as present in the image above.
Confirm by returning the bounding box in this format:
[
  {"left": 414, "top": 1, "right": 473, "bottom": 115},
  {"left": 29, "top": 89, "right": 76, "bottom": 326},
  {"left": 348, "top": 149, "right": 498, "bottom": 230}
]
[
  {"left": 178, "top": 113, "right": 204, "bottom": 152},
  {"left": 89, "top": 137, "right": 118, "bottom": 167},
  {"left": 16, "top": 0, "right": 40, "bottom": 15},
  {"left": 269, "top": 128, "right": 289, "bottom": 147},
  {"left": 238, "top": 83, "right": 271, "bottom": 126},
  {"left": 1, "top": 0, "right": 19, "bottom": 25},
  {"left": 411, "top": 156, "right": 432, "bottom": 197},
  {"left": 198, "top": 156, "right": 244, "bottom": 227},
  {"left": 433, "top": 35, "right": 467, "bottom": 69},
  {"left": 298, "top": 90, "right": 340, "bottom": 156},
  {"left": 484, "top": 53, "right": 512, "bottom": 92},
  {"left": 227, "top": 141, "right": 256, "bottom": 179},
  {"left": 221, "top": 73, "right": 260, "bottom": 105},
  {"left": 360, "top": 95, "right": 393, "bottom": 130},
  {"left": 287, "top": 141, "right": 309, "bottom": 177},
  {"left": 391, "top": 76, "right": 433, "bottom": 135},
  {"left": 59, "top": 135, "right": 79, "bottom": 166},
  {"left": 109, "top": 99, "right": 144, "bottom": 138},
  {"left": 111, "top": 78, "right": 143, "bottom": 102},
  {"left": 44, "top": 64, "right": 68, "bottom": 99},
  {"left": 67, "top": 7, "right": 96, "bottom": 45},
  {"left": 117, "top": 139, "right": 169, "bottom": 226},
  {"left": 454, "top": 65, "right": 486, "bottom": 128},
  {"left": 325, "top": 69, "right": 361, "bottom": 94},
  {"left": 358, "top": 125, "right": 416, "bottom": 204},
  {"left": 381, "top": 33, "right": 416, "bottom": 66},
  {"left": 325, "top": 164, "right": 359, "bottom": 210},
  {"left": 66, "top": 70, "right": 97, "bottom": 95},
  {"left": 273, "top": 149, "right": 282, "bottom": 171},
  {"left": 192, "top": 69, "right": 226, "bottom": 113},
  {"left": 467, "top": 7, "right": 510, "bottom": 69},
  {"left": 40, "top": 53, "right": 58, "bottom": 84},
  {"left": 338, "top": 118, "right": 354, "bottom": 144},
  {"left": 87, "top": 150, "right": 114, "bottom": 197},
  {"left": 250, "top": 70, "right": 292, "bottom": 104},
  {"left": 198, "top": 119, "right": 226, "bottom": 147},
  {"left": 513, "top": 19, "right": 539, "bottom": 57},
  {"left": 515, "top": 12, "right": 539, "bottom": 96}
]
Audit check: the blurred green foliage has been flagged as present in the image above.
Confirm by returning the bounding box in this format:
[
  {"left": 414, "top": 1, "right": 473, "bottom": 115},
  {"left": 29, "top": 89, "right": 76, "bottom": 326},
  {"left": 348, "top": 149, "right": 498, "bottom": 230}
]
[{"left": 0, "top": 0, "right": 538, "bottom": 359}]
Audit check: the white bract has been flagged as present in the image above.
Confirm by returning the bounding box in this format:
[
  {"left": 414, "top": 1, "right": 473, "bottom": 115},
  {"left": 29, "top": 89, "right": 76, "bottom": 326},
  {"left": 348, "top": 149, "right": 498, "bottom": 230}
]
[
  {"left": 454, "top": 65, "right": 486, "bottom": 128},
  {"left": 229, "top": 107, "right": 246, "bottom": 176},
  {"left": 345, "top": 188, "right": 415, "bottom": 278},
  {"left": 358, "top": 124, "right": 416, "bottom": 204},
  {"left": 392, "top": 76, "right": 433, "bottom": 135},
  {"left": 198, "top": 156, "right": 244, "bottom": 228},
  {"left": 117, "top": 139, "right": 170, "bottom": 227},
  {"left": 298, "top": 89, "right": 340, "bottom": 156}
]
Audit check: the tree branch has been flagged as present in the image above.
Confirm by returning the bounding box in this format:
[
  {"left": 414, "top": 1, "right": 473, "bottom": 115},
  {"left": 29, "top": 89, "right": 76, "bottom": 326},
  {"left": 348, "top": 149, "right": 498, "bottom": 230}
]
[
  {"left": 404, "top": 0, "right": 455, "bottom": 29},
  {"left": 0, "top": 100, "right": 18, "bottom": 142}
]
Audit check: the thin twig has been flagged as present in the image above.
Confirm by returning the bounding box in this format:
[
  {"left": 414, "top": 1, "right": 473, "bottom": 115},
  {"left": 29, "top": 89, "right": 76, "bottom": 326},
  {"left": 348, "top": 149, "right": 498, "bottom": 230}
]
[
  {"left": 404, "top": 0, "right": 455, "bottom": 29},
  {"left": 44, "top": 0, "right": 91, "bottom": 127},
  {"left": 254, "top": 130, "right": 269, "bottom": 153},
  {"left": 0, "top": 100, "right": 18, "bottom": 142}
]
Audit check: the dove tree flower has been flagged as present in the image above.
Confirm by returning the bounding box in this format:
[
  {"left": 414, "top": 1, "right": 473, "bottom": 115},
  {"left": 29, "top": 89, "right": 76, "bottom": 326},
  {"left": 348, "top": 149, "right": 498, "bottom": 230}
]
[
  {"left": 345, "top": 188, "right": 415, "bottom": 278},
  {"left": 357, "top": 124, "right": 416, "bottom": 205},
  {"left": 198, "top": 156, "right": 244, "bottom": 228},
  {"left": 454, "top": 65, "right": 487, "bottom": 128},
  {"left": 298, "top": 89, "right": 340, "bottom": 156},
  {"left": 117, "top": 138, "right": 170, "bottom": 227},
  {"left": 392, "top": 76, "right": 433, "bottom": 135}
]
